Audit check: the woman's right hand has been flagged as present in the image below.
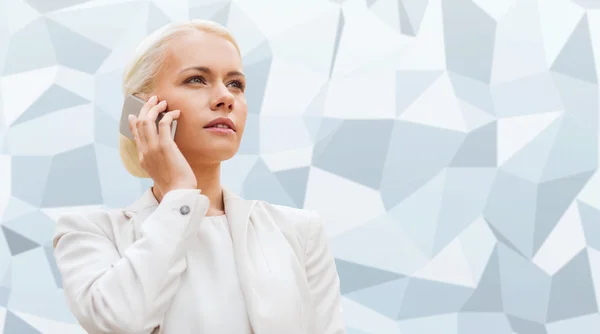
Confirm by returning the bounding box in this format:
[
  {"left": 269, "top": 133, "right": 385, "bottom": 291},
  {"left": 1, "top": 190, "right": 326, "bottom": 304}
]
[{"left": 128, "top": 95, "right": 197, "bottom": 194}]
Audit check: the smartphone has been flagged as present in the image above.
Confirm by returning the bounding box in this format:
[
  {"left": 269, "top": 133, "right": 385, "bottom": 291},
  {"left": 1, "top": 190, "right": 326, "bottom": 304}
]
[{"left": 119, "top": 94, "right": 178, "bottom": 140}]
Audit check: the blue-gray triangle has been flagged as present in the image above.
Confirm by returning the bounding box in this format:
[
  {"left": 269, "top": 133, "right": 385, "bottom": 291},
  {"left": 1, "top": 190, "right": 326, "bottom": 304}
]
[
  {"left": 507, "top": 315, "right": 547, "bottom": 334},
  {"left": 400, "top": 0, "right": 430, "bottom": 36},
  {"left": 312, "top": 120, "right": 394, "bottom": 190},
  {"left": 450, "top": 122, "right": 497, "bottom": 167},
  {"left": 94, "top": 107, "right": 119, "bottom": 148},
  {"left": 547, "top": 249, "right": 598, "bottom": 322},
  {"left": 396, "top": 70, "right": 443, "bottom": 116},
  {"left": 0, "top": 286, "right": 9, "bottom": 307},
  {"left": 551, "top": 15, "right": 597, "bottom": 84},
  {"left": 3, "top": 211, "right": 56, "bottom": 245},
  {"left": 2, "top": 18, "right": 56, "bottom": 76},
  {"left": 303, "top": 116, "right": 323, "bottom": 143},
  {"left": 237, "top": 113, "right": 259, "bottom": 154},
  {"left": 578, "top": 200, "right": 600, "bottom": 251},
  {"left": 484, "top": 218, "right": 527, "bottom": 258},
  {"left": 244, "top": 58, "right": 272, "bottom": 114},
  {"left": 328, "top": 10, "right": 344, "bottom": 78},
  {"left": 13, "top": 85, "right": 89, "bottom": 126},
  {"left": 448, "top": 72, "right": 495, "bottom": 115},
  {"left": 366, "top": 0, "right": 379, "bottom": 7},
  {"left": 398, "top": 1, "right": 414, "bottom": 36},
  {"left": 346, "top": 278, "right": 409, "bottom": 319},
  {"left": 242, "top": 158, "right": 296, "bottom": 207},
  {"left": 1, "top": 226, "right": 39, "bottom": 256},
  {"left": 497, "top": 243, "right": 551, "bottom": 323},
  {"left": 457, "top": 313, "right": 513, "bottom": 334},
  {"left": 43, "top": 244, "right": 62, "bottom": 289},
  {"left": 1, "top": 264, "right": 11, "bottom": 288},
  {"left": 45, "top": 18, "right": 111, "bottom": 74},
  {"left": 380, "top": 121, "right": 464, "bottom": 210},
  {"left": 274, "top": 167, "right": 309, "bottom": 208},
  {"left": 397, "top": 277, "right": 473, "bottom": 319},
  {"left": 335, "top": 259, "right": 404, "bottom": 294},
  {"left": 147, "top": 2, "right": 172, "bottom": 34},
  {"left": 484, "top": 171, "right": 538, "bottom": 258},
  {"left": 533, "top": 171, "right": 594, "bottom": 254},
  {"left": 462, "top": 247, "right": 503, "bottom": 312},
  {"left": 42, "top": 144, "right": 103, "bottom": 207},
  {"left": 442, "top": 0, "right": 496, "bottom": 83},
  {"left": 551, "top": 72, "right": 597, "bottom": 131},
  {"left": 11, "top": 156, "right": 53, "bottom": 207},
  {"left": 3, "top": 310, "right": 41, "bottom": 334},
  {"left": 190, "top": 2, "right": 230, "bottom": 26},
  {"left": 24, "top": 0, "right": 93, "bottom": 14}
]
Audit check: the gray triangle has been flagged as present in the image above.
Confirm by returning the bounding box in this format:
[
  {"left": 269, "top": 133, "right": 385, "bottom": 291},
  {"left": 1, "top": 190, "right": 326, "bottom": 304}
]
[
  {"left": 450, "top": 122, "right": 497, "bottom": 167},
  {"left": 462, "top": 247, "right": 503, "bottom": 312},
  {"left": 274, "top": 167, "right": 309, "bottom": 208},
  {"left": 43, "top": 244, "right": 62, "bottom": 288},
  {"left": 42, "top": 144, "right": 103, "bottom": 207},
  {"left": 0, "top": 286, "right": 9, "bottom": 307},
  {"left": 245, "top": 58, "right": 272, "bottom": 114},
  {"left": 398, "top": 1, "right": 415, "bottom": 36},
  {"left": 2, "top": 226, "right": 39, "bottom": 256},
  {"left": 506, "top": 316, "right": 547, "bottom": 334},
  {"left": 547, "top": 249, "right": 598, "bottom": 322},
  {"left": 366, "top": 0, "right": 379, "bottom": 8},
  {"left": 2, "top": 18, "right": 57, "bottom": 76},
  {"left": 13, "top": 85, "right": 89, "bottom": 126},
  {"left": 551, "top": 15, "right": 597, "bottom": 84},
  {"left": 3, "top": 310, "right": 41, "bottom": 334},
  {"left": 578, "top": 200, "right": 600, "bottom": 251},
  {"left": 396, "top": 70, "right": 443, "bottom": 116},
  {"left": 238, "top": 113, "right": 259, "bottom": 154},
  {"left": 147, "top": 2, "right": 171, "bottom": 34},
  {"left": 45, "top": 18, "right": 111, "bottom": 74},
  {"left": 442, "top": 0, "right": 495, "bottom": 83},
  {"left": 24, "top": 0, "right": 93, "bottom": 14},
  {"left": 242, "top": 158, "right": 296, "bottom": 207},
  {"left": 335, "top": 259, "right": 404, "bottom": 294},
  {"left": 312, "top": 120, "right": 394, "bottom": 190},
  {"left": 346, "top": 278, "right": 409, "bottom": 319},
  {"left": 12, "top": 156, "right": 53, "bottom": 207},
  {"left": 400, "top": 0, "right": 429, "bottom": 36},
  {"left": 533, "top": 171, "right": 594, "bottom": 254},
  {"left": 397, "top": 277, "right": 473, "bottom": 319},
  {"left": 329, "top": 10, "right": 344, "bottom": 78}
]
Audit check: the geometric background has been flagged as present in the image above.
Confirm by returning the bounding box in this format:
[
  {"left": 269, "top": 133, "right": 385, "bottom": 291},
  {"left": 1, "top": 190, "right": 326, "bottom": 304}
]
[{"left": 1, "top": 0, "right": 600, "bottom": 333}]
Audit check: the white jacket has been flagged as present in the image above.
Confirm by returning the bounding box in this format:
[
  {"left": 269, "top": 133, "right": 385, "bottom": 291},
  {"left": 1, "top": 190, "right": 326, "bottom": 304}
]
[{"left": 53, "top": 187, "right": 345, "bottom": 334}]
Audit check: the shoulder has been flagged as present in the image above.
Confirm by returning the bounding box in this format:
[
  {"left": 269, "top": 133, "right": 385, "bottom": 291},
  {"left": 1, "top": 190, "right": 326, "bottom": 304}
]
[
  {"left": 52, "top": 207, "right": 128, "bottom": 248},
  {"left": 253, "top": 200, "right": 324, "bottom": 247}
]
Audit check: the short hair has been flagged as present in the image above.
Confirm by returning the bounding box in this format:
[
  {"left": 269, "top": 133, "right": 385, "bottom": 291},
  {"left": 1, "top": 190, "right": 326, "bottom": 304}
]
[{"left": 118, "top": 19, "right": 241, "bottom": 178}]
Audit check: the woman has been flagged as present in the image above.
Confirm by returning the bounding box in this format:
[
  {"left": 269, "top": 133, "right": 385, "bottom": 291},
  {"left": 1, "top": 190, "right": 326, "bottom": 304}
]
[{"left": 52, "top": 19, "right": 345, "bottom": 334}]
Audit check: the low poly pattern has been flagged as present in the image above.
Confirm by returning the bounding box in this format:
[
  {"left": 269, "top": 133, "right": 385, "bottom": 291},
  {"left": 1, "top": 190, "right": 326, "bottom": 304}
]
[{"left": 1, "top": 0, "right": 600, "bottom": 333}]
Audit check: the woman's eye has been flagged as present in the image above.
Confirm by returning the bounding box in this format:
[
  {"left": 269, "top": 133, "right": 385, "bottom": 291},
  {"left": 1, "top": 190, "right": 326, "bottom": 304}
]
[
  {"left": 229, "top": 80, "right": 245, "bottom": 90},
  {"left": 186, "top": 76, "right": 205, "bottom": 84}
]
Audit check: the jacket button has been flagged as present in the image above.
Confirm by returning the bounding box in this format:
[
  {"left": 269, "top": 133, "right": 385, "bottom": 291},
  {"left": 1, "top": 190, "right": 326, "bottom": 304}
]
[{"left": 180, "top": 205, "right": 190, "bottom": 215}]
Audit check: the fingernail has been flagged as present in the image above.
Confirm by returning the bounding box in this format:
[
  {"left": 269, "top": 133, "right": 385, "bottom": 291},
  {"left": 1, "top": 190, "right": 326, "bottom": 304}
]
[
  {"left": 150, "top": 96, "right": 157, "bottom": 103},
  {"left": 128, "top": 114, "right": 133, "bottom": 120},
  {"left": 161, "top": 100, "right": 167, "bottom": 105}
]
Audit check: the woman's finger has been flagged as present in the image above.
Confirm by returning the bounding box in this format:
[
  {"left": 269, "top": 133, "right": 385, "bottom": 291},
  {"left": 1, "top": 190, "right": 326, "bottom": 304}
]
[
  {"left": 158, "top": 110, "right": 181, "bottom": 143},
  {"left": 141, "top": 100, "right": 167, "bottom": 147}
]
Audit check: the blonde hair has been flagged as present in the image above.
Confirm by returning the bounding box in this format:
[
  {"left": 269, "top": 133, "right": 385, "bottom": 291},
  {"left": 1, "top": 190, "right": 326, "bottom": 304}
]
[{"left": 119, "top": 19, "right": 241, "bottom": 178}]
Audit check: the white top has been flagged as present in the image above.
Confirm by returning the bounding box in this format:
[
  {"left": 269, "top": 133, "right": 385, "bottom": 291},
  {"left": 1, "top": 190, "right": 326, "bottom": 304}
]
[
  {"left": 52, "top": 188, "right": 346, "bottom": 334},
  {"left": 162, "top": 214, "right": 252, "bottom": 333}
]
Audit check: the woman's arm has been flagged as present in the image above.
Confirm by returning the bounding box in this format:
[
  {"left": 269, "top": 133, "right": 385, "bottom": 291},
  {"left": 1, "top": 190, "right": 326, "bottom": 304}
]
[
  {"left": 305, "top": 211, "right": 346, "bottom": 333},
  {"left": 53, "top": 189, "right": 208, "bottom": 334}
]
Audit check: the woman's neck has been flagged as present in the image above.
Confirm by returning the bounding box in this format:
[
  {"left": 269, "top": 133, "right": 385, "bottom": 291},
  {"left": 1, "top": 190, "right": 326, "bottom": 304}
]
[{"left": 152, "top": 162, "right": 225, "bottom": 216}]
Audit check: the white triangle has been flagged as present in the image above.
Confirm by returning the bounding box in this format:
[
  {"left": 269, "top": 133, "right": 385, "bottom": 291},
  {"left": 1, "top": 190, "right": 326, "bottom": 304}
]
[
  {"left": 6, "top": 0, "right": 40, "bottom": 34},
  {"left": 399, "top": 74, "right": 467, "bottom": 132},
  {"left": 0, "top": 66, "right": 57, "bottom": 126},
  {"left": 152, "top": 0, "right": 189, "bottom": 21},
  {"left": 459, "top": 99, "right": 495, "bottom": 131},
  {"left": 473, "top": 0, "right": 516, "bottom": 21},
  {"left": 538, "top": 0, "right": 585, "bottom": 66},
  {"left": 396, "top": 0, "right": 446, "bottom": 71},
  {"left": 490, "top": 0, "right": 548, "bottom": 84},
  {"left": 497, "top": 111, "right": 562, "bottom": 165},
  {"left": 413, "top": 238, "right": 475, "bottom": 288},
  {"left": 47, "top": 1, "right": 148, "bottom": 49},
  {"left": 13, "top": 310, "right": 87, "bottom": 334}
]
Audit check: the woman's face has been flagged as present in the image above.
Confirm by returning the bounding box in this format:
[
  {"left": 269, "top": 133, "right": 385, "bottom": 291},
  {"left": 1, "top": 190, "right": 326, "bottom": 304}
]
[{"left": 151, "top": 29, "right": 247, "bottom": 165}]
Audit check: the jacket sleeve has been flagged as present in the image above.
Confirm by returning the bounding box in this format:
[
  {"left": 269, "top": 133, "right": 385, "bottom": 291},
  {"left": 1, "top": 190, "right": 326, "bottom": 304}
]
[
  {"left": 53, "top": 189, "right": 209, "bottom": 334},
  {"left": 305, "top": 211, "right": 346, "bottom": 333}
]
